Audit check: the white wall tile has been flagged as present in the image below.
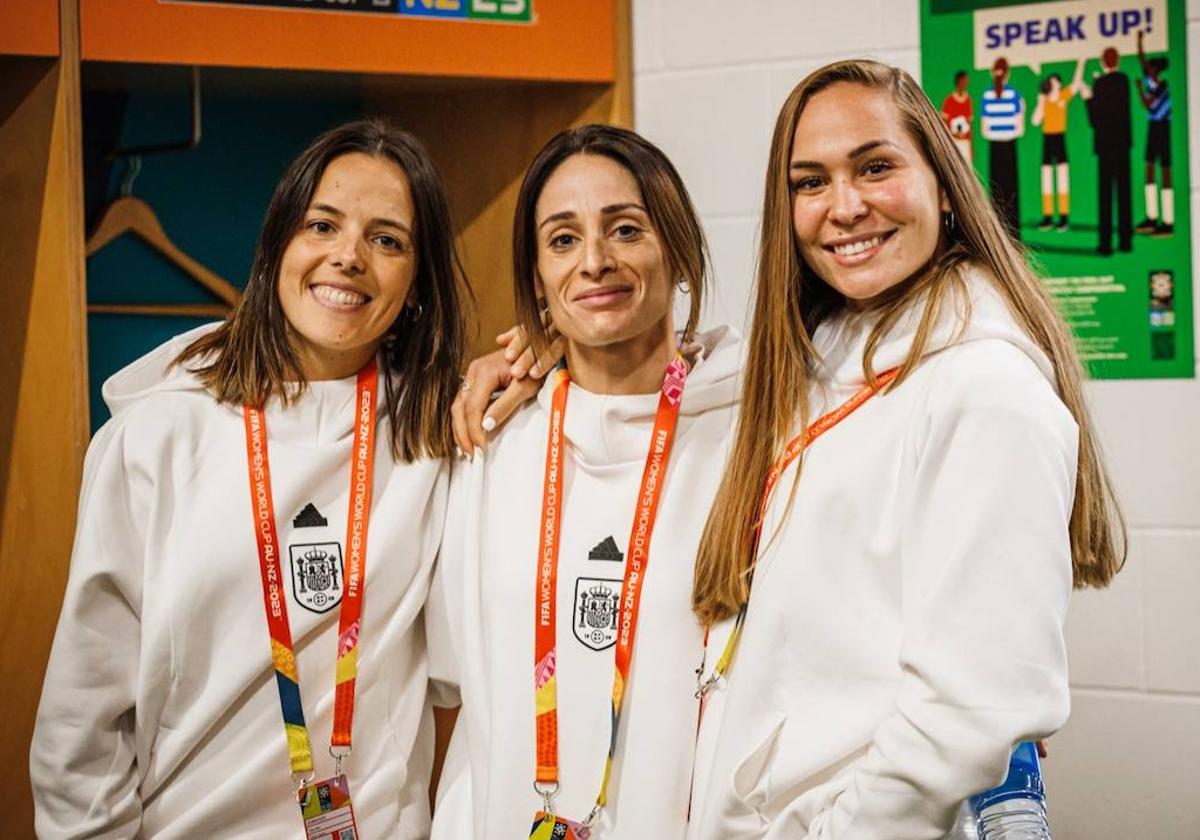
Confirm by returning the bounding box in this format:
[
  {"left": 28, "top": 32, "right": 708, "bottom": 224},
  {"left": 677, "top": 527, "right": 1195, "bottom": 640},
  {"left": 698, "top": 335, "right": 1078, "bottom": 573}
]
[
  {"left": 1044, "top": 691, "right": 1200, "bottom": 839},
  {"left": 701, "top": 215, "right": 761, "bottom": 335},
  {"left": 1065, "top": 535, "right": 1146, "bottom": 690},
  {"left": 1189, "top": 0, "right": 1200, "bottom": 22},
  {"left": 1142, "top": 531, "right": 1200, "bottom": 693},
  {"left": 1084, "top": 379, "right": 1200, "bottom": 528},
  {"left": 632, "top": 0, "right": 664, "bottom": 74},
  {"left": 635, "top": 67, "right": 772, "bottom": 217},
  {"left": 658, "top": 0, "right": 883, "bottom": 69},
  {"left": 878, "top": 0, "right": 920, "bottom": 52}
]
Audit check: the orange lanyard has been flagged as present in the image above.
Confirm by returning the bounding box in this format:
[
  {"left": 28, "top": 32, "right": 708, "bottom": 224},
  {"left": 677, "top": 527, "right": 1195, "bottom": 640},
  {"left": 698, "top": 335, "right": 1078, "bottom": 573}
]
[
  {"left": 242, "top": 360, "right": 379, "bottom": 781},
  {"left": 534, "top": 356, "right": 689, "bottom": 816},
  {"left": 698, "top": 368, "right": 898, "bottom": 696}
]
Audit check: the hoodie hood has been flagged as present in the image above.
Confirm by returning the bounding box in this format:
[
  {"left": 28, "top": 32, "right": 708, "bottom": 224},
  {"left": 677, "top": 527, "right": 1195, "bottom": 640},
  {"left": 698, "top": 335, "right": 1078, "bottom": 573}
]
[
  {"left": 811, "top": 264, "right": 1057, "bottom": 390},
  {"left": 101, "top": 323, "right": 219, "bottom": 417},
  {"left": 101, "top": 322, "right": 362, "bottom": 446},
  {"left": 533, "top": 325, "right": 743, "bottom": 466}
]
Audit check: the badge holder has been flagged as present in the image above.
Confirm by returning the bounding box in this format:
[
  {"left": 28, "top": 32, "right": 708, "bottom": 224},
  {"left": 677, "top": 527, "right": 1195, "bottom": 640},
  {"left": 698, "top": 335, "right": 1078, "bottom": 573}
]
[
  {"left": 245, "top": 364, "right": 377, "bottom": 840},
  {"left": 530, "top": 781, "right": 595, "bottom": 840},
  {"left": 297, "top": 748, "right": 359, "bottom": 840}
]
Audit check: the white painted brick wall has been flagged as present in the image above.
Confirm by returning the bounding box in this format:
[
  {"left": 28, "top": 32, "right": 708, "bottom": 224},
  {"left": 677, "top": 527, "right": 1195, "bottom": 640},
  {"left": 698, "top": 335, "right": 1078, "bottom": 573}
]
[{"left": 633, "top": 1, "right": 1200, "bottom": 835}]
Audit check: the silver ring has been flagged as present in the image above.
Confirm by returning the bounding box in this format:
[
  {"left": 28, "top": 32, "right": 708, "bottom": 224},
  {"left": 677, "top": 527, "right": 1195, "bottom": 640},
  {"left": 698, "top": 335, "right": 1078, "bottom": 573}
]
[{"left": 460, "top": 378, "right": 471, "bottom": 393}]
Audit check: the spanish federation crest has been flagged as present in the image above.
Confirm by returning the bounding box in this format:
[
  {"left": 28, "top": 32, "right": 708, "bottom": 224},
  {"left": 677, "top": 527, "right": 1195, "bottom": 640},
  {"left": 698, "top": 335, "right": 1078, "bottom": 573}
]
[
  {"left": 289, "top": 542, "right": 344, "bottom": 614},
  {"left": 573, "top": 577, "right": 621, "bottom": 651}
]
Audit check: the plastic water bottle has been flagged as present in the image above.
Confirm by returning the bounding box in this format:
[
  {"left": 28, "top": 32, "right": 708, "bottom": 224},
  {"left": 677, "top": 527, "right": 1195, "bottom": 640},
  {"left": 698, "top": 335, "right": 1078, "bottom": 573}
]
[
  {"left": 947, "top": 801, "right": 979, "bottom": 839},
  {"left": 968, "top": 742, "right": 1052, "bottom": 839}
]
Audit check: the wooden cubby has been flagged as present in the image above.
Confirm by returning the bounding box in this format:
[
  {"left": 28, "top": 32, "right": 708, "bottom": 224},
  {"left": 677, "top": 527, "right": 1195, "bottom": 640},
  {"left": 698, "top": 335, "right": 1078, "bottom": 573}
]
[{"left": 0, "top": 1, "right": 629, "bottom": 834}]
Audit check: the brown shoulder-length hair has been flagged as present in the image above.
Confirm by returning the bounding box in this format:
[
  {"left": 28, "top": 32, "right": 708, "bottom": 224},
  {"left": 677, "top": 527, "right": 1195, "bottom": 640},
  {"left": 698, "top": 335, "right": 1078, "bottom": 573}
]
[
  {"left": 175, "top": 118, "right": 470, "bottom": 462},
  {"left": 693, "top": 60, "right": 1124, "bottom": 626},
  {"left": 512, "top": 124, "right": 707, "bottom": 358}
]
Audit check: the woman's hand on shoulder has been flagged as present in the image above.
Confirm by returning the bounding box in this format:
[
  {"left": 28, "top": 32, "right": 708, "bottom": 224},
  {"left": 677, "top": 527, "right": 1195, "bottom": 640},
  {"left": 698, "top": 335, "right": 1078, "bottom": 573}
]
[{"left": 451, "top": 326, "right": 564, "bottom": 458}]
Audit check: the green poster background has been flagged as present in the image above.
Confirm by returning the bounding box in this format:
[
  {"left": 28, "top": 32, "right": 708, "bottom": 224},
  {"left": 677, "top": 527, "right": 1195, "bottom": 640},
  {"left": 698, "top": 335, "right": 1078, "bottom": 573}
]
[{"left": 920, "top": 0, "right": 1193, "bottom": 378}]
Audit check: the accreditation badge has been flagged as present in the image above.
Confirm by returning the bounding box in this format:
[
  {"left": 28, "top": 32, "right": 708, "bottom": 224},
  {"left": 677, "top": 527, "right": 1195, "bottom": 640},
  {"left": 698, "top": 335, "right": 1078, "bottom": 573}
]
[
  {"left": 530, "top": 811, "right": 591, "bottom": 840},
  {"left": 298, "top": 774, "right": 359, "bottom": 840}
]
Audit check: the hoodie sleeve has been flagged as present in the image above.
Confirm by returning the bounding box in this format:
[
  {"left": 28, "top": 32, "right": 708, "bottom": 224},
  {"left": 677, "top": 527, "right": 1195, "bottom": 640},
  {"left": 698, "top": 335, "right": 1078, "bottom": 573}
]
[
  {"left": 30, "top": 419, "right": 148, "bottom": 839},
  {"left": 425, "top": 559, "right": 461, "bottom": 709},
  {"left": 809, "top": 342, "right": 1077, "bottom": 840},
  {"left": 425, "top": 457, "right": 478, "bottom": 710}
]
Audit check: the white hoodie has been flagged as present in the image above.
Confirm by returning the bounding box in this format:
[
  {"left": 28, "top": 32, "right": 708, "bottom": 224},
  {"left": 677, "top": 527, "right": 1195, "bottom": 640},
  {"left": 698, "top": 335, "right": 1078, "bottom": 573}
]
[
  {"left": 427, "top": 327, "right": 742, "bottom": 840},
  {"left": 688, "top": 268, "right": 1078, "bottom": 840},
  {"left": 31, "top": 326, "right": 447, "bottom": 839}
]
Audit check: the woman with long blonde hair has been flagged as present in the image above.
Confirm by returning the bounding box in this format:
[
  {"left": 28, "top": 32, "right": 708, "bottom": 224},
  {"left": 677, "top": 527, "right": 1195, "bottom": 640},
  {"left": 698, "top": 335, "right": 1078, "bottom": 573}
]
[{"left": 687, "top": 60, "right": 1122, "bottom": 838}]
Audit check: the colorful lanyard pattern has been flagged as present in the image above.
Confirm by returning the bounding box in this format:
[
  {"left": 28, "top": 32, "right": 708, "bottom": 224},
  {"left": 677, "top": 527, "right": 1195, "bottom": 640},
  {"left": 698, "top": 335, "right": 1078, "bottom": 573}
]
[
  {"left": 701, "top": 368, "right": 899, "bottom": 693},
  {"left": 243, "top": 360, "right": 379, "bottom": 779},
  {"left": 534, "top": 355, "right": 689, "bottom": 816}
]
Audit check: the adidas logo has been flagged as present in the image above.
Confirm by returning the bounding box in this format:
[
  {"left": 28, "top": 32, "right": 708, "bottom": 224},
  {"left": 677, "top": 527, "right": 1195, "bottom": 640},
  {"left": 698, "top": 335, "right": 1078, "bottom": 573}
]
[
  {"left": 293, "top": 503, "right": 328, "bottom": 529},
  {"left": 589, "top": 535, "right": 623, "bottom": 562}
]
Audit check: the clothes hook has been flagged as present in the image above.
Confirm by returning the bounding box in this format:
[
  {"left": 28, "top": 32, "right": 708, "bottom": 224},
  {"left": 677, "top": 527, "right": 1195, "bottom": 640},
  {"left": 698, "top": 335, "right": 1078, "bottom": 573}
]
[
  {"left": 119, "top": 155, "right": 142, "bottom": 197},
  {"left": 109, "top": 66, "right": 202, "bottom": 160}
]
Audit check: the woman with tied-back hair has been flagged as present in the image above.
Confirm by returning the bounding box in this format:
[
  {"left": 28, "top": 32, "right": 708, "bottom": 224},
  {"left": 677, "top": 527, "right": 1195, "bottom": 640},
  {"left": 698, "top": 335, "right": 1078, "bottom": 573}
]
[
  {"left": 31, "top": 119, "right": 470, "bottom": 839},
  {"left": 686, "top": 60, "right": 1123, "bottom": 839},
  {"left": 428, "top": 124, "right": 741, "bottom": 839}
]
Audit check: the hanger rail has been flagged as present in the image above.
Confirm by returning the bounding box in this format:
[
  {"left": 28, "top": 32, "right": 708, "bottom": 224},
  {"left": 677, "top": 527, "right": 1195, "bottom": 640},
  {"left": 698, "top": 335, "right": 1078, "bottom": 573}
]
[{"left": 88, "top": 303, "right": 230, "bottom": 318}]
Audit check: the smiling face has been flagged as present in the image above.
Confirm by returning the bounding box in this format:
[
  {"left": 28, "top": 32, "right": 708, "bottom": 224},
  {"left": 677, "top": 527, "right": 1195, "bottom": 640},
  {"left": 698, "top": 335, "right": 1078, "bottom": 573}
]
[
  {"left": 535, "top": 153, "right": 675, "bottom": 353},
  {"left": 278, "top": 152, "right": 417, "bottom": 380},
  {"left": 788, "top": 82, "right": 947, "bottom": 306}
]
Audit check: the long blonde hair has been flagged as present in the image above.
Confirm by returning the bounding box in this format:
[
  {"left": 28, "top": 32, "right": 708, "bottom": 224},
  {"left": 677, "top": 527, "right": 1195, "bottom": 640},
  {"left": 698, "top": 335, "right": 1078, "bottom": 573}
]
[{"left": 692, "top": 60, "right": 1124, "bottom": 626}]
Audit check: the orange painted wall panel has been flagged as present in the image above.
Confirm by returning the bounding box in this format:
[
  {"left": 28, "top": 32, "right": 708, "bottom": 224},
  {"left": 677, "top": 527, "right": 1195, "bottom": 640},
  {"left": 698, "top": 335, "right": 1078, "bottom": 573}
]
[
  {"left": 0, "top": 0, "right": 60, "bottom": 57},
  {"left": 80, "top": 0, "right": 614, "bottom": 81}
]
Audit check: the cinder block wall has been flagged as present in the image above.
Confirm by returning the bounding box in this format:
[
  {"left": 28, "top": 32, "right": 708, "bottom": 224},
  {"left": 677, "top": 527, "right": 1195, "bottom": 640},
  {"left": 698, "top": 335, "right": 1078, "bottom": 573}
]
[{"left": 631, "top": 1, "right": 1200, "bottom": 836}]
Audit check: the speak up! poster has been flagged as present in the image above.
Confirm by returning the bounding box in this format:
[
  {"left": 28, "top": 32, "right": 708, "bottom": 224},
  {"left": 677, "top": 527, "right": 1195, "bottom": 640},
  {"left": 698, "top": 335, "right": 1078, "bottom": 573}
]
[{"left": 921, "top": 0, "right": 1193, "bottom": 379}]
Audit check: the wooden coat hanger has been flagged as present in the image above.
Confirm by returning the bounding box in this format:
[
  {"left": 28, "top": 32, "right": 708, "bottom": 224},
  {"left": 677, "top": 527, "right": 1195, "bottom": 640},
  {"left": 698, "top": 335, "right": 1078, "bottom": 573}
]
[
  {"left": 86, "top": 68, "right": 241, "bottom": 319},
  {"left": 86, "top": 190, "right": 241, "bottom": 317}
]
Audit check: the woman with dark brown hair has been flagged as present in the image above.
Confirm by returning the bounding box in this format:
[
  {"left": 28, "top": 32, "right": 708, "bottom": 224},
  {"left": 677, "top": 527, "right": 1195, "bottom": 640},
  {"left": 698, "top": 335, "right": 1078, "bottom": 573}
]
[
  {"left": 31, "top": 119, "right": 469, "bottom": 839},
  {"left": 427, "top": 124, "right": 741, "bottom": 839}
]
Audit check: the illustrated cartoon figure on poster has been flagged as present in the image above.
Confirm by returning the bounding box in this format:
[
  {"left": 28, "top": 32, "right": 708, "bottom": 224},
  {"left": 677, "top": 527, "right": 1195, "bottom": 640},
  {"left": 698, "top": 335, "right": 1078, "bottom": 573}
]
[
  {"left": 981, "top": 57, "right": 1024, "bottom": 240},
  {"left": 1031, "top": 60, "right": 1084, "bottom": 231},
  {"left": 1135, "top": 29, "right": 1174, "bottom": 237},
  {"left": 941, "top": 69, "right": 974, "bottom": 163},
  {"left": 1080, "top": 46, "right": 1132, "bottom": 256}
]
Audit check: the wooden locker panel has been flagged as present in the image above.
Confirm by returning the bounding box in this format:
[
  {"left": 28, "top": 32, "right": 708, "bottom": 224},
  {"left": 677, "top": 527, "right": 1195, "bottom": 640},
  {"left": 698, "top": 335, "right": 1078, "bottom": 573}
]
[
  {"left": 0, "top": 4, "right": 88, "bottom": 839},
  {"left": 0, "top": 0, "right": 59, "bottom": 57}
]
